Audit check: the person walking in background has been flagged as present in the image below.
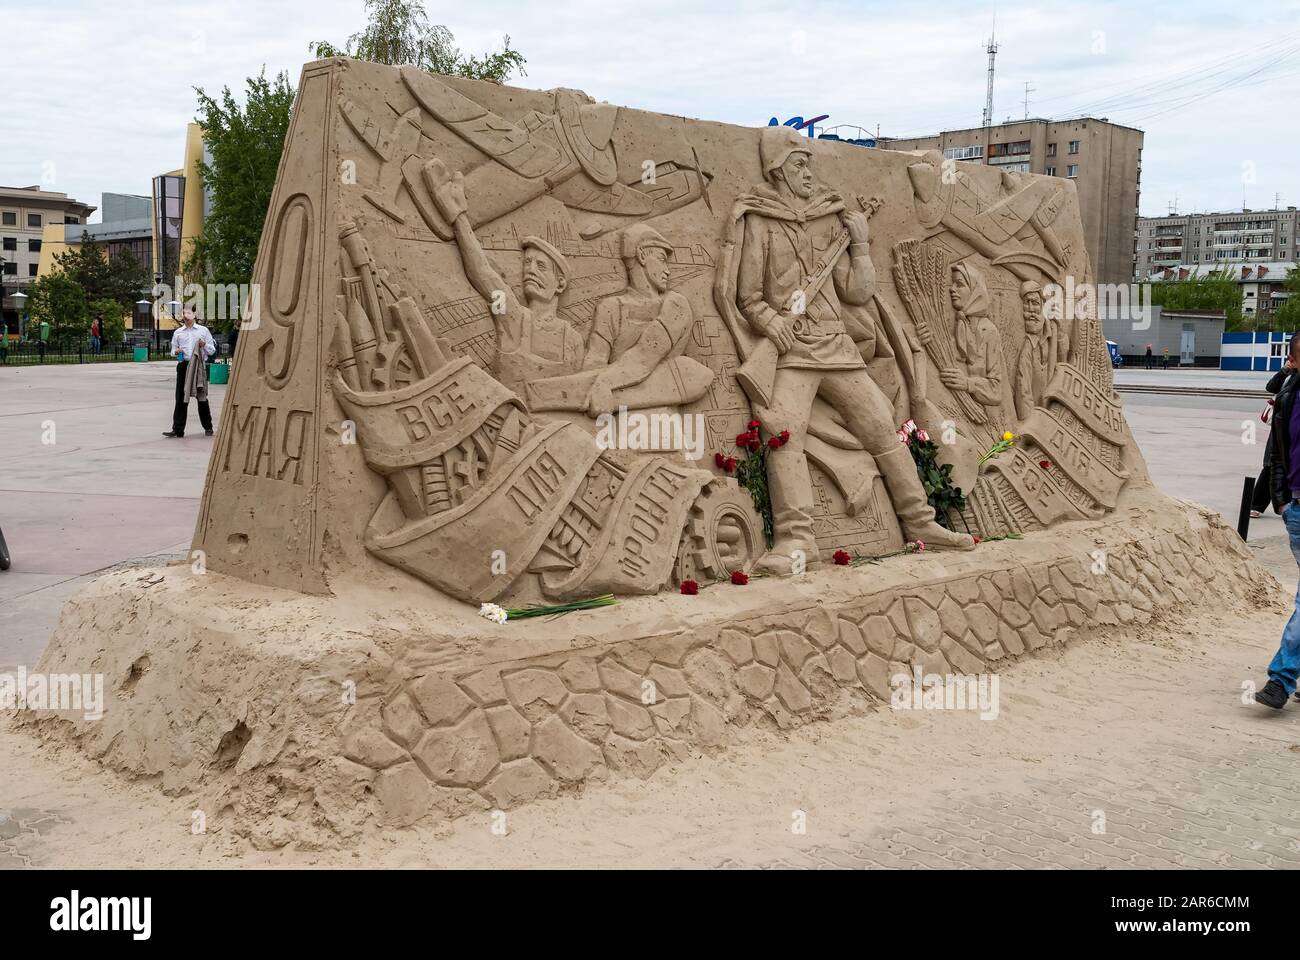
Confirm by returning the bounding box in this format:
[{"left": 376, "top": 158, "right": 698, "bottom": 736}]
[
  {"left": 1250, "top": 356, "right": 1292, "bottom": 518},
  {"left": 162, "top": 308, "right": 216, "bottom": 438},
  {"left": 89, "top": 317, "right": 102, "bottom": 355},
  {"left": 1161, "top": 347, "right": 1170, "bottom": 369},
  {"left": 1254, "top": 335, "right": 1300, "bottom": 708},
  {"left": 1144, "top": 343, "right": 1153, "bottom": 369}
]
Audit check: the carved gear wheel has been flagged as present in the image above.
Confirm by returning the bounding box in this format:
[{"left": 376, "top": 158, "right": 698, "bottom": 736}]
[{"left": 674, "top": 478, "right": 765, "bottom": 584}]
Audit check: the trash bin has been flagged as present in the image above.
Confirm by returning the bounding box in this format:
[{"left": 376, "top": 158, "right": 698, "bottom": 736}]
[
  {"left": 208, "top": 362, "right": 230, "bottom": 384},
  {"left": 133, "top": 346, "right": 149, "bottom": 362}
]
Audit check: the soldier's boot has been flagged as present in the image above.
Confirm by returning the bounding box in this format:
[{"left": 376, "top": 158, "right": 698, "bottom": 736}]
[
  {"left": 876, "top": 446, "right": 976, "bottom": 551},
  {"left": 752, "top": 507, "right": 821, "bottom": 577}
]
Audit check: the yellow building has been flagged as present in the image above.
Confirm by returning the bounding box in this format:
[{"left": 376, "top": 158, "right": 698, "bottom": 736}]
[{"left": 34, "top": 123, "right": 209, "bottom": 337}]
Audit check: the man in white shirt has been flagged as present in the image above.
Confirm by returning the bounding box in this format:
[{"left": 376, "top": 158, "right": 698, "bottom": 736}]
[{"left": 163, "top": 308, "right": 217, "bottom": 438}]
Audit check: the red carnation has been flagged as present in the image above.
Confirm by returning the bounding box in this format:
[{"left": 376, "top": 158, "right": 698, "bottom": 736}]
[
  {"left": 749, "top": 439, "right": 761, "bottom": 452},
  {"left": 748, "top": 419, "right": 762, "bottom": 430},
  {"left": 714, "top": 452, "right": 726, "bottom": 468},
  {"left": 779, "top": 430, "right": 790, "bottom": 443},
  {"left": 768, "top": 436, "right": 782, "bottom": 449},
  {"left": 730, "top": 569, "right": 749, "bottom": 585},
  {"left": 680, "top": 579, "right": 699, "bottom": 596},
  {"left": 1038, "top": 459, "right": 1051, "bottom": 470},
  {"left": 724, "top": 457, "right": 738, "bottom": 473},
  {"left": 832, "top": 549, "right": 851, "bottom": 566}
]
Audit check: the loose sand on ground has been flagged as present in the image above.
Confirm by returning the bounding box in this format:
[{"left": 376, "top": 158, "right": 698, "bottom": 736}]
[{"left": 3, "top": 571, "right": 1296, "bottom": 869}]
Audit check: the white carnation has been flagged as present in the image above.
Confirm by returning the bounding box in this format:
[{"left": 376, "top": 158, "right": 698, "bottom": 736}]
[{"left": 478, "top": 602, "right": 509, "bottom": 624}]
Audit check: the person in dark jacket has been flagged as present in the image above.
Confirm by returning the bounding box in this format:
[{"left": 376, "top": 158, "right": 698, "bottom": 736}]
[
  {"left": 1256, "top": 336, "right": 1300, "bottom": 708},
  {"left": 1250, "top": 360, "right": 1292, "bottom": 517}
]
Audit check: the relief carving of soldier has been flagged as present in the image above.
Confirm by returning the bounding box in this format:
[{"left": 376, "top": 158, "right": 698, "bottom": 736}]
[
  {"left": 725, "top": 126, "right": 974, "bottom": 575},
  {"left": 423, "top": 157, "right": 585, "bottom": 398},
  {"left": 526, "top": 224, "right": 714, "bottom": 419}
]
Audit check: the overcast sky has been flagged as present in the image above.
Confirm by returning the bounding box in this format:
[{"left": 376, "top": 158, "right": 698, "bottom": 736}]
[{"left": 4, "top": 0, "right": 1298, "bottom": 222}]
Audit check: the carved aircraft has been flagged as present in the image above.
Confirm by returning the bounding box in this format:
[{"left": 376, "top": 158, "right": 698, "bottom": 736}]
[
  {"left": 905, "top": 151, "right": 1072, "bottom": 283},
  {"left": 340, "top": 68, "right": 713, "bottom": 240}
]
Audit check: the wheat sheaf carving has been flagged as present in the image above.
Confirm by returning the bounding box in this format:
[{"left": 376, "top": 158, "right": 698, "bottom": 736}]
[{"left": 891, "top": 239, "right": 986, "bottom": 423}]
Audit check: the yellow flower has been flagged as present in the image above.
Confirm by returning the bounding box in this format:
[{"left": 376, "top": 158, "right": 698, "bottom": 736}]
[{"left": 1002, "top": 431, "right": 1014, "bottom": 442}]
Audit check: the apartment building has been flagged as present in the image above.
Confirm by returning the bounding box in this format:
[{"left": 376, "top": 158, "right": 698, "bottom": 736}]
[
  {"left": 1134, "top": 207, "right": 1298, "bottom": 277},
  {"left": 880, "top": 117, "right": 1144, "bottom": 288},
  {"left": 1, "top": 185, "right": 97, "bottom": 336}
]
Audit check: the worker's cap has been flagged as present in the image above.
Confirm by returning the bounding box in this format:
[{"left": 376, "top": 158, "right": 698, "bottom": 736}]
[
  {"left": 519, "top": 236, "right": 571, "bottom": 286},
  {"left": 620, "top": 223, "right": 674, "bottom": 261}
]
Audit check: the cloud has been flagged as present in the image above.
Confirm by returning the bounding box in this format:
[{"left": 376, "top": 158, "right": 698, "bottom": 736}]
[{"left": 2, "top": 0, "right": 1297, "bottom": 224}]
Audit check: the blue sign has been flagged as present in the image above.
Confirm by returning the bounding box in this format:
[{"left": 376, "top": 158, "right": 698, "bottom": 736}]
[{"left": 767, "top": 114, "right": 829, "bottom": 138}]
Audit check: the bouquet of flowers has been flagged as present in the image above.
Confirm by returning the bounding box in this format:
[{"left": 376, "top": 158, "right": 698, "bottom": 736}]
[
  {"left": 478, "top": 595, "right": 617, "bottom": 623},
  {"left": 898, "top": 419, "right": 965, "bottom": 530},
  {"left": 714, "top": 419, "right": 790, "bottom": 548}
]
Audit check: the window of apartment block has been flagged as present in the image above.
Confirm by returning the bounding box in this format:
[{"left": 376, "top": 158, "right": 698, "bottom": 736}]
[
  {"left": 1046, "top": 143, "right": 1057, "bottom": 157},
  {"left": 1, "top": 237, "right": 15, "bottom": 251},
  {"left": 27, "top": 263, "right": 37, "bottom": 277},
  {"left": 1068, "top": 140, "right": 1080, "bottom": 154},
  {"left": 1067, "top": 164, "right": 1079, "bottom": 177},
  {"left": 28, "top": 239, "right": 40, "bottom": 253},
  {"left": 2, "top": 261, "right": 15, "bottom": 275},
  {"left": 1, "top": 212, "right": 15, "bottom": 226},
  {"left": 1046, "top": 165, "right": 1056, "bottom": 176},
  {"left": 27, "top": 213, "right": 41, "bottom": 228},
  {"left": 65, "top": 216, "right": 79, "bottom": 225}
]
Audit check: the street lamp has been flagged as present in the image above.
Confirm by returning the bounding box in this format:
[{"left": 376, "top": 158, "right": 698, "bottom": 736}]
[
  {"left": 11, "top": 290, "right": 27, "bottom": 342},
  {"left": 135, "top": 297, "right": 150, "bottom": 351}
]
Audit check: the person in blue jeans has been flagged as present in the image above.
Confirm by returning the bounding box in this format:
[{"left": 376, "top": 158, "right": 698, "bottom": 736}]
[{"left": 1256, "top": 336, "right": 1300, "bottom": 708}]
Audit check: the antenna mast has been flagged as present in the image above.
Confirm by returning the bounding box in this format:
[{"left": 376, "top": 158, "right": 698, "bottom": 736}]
[{"left": 982, "top": 17, "right": 998, "bottom": 128}]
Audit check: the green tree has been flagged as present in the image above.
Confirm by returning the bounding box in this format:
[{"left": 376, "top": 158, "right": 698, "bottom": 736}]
[
  {"left": 184, "top": 69, "right": 297, "bottom": 324},
  {"left": 89, "top": 297, "right": 127, "bottom": 346},
  {"left": 1143, "top": 269, "right": 1243, "bottom": 328},
  {"left": 54, "top": 233, "right": 150, "bottom": 313},
  {"left": 311, "top": 0, "right": 526, "bottom": 82},
  {"left": 1273, "top": 267, "right": 1300, "bottom": 329},
  {"left": 28, "top": 273, "right": 89, "bottom": 348}
]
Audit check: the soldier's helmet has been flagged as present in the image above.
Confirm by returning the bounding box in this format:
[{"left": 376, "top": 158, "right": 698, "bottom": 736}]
[{"left": 761, "top": 125, "right": 813, "bottom": 182}]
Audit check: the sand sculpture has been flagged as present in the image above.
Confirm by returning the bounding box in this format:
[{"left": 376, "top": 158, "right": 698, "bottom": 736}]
[{"left": 22, "top": 59, "right": 1262, "bottom": 844}]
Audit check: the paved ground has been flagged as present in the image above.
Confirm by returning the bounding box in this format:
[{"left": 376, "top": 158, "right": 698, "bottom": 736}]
[
  {"left": 0, "top": 362, "right": 226, "bottom": 672},
  {"left": 1115, "top": 366, "right": 1276, "bottom": 392},
  {"left": 0, "top": 361, "right": 1296, "bottom": 870}
]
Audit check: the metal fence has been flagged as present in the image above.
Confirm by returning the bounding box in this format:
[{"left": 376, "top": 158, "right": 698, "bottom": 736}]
[{"left": 0, "top": 339, "right": 232, "bottom": 366}]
